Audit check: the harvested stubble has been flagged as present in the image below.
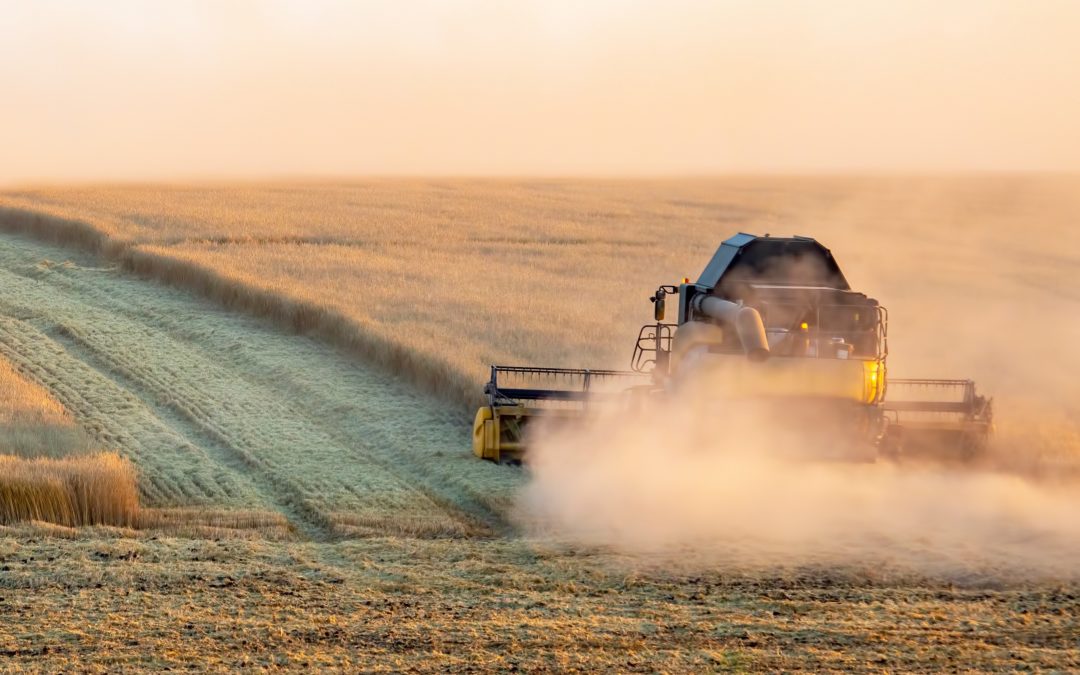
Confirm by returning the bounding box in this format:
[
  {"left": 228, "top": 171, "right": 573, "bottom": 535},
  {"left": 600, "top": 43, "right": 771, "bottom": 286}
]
[
  {"left": 0, "top": 239, "right": 513, "bottom": 539},
  {"left": 137, "top": 507, "right": 295, "bottom": 540},
  {"left": 0, "top": 452, "right": 139, "bottom": 527},
  {"left": 0, "top": 355, "right": 138, "bottom": 528}
]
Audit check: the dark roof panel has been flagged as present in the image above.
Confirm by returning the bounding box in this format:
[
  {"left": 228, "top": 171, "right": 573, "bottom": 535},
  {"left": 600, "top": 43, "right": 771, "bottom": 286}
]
[{"left": 697, "top": 232, "right": 850, "bottom": 290}]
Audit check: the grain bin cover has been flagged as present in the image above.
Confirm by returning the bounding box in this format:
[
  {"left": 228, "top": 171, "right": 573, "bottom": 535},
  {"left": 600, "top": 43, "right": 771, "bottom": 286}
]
[{"left": 696, "top": 233, "right": 850, "bottom": 291}]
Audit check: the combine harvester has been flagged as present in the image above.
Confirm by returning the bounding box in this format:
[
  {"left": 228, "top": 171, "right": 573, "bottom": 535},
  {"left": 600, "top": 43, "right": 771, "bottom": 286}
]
[{"left": 473, "top": 233, "right": 993, "bottom": 463}]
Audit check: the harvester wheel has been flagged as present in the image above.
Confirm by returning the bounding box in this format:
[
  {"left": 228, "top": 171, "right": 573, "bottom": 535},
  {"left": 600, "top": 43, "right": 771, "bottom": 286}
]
[
  {"left": 879, "top": 429, "right": 903, "bottom": 462},
  {"left": 958, "top": 432, "right": 988, "bottom": 463}
]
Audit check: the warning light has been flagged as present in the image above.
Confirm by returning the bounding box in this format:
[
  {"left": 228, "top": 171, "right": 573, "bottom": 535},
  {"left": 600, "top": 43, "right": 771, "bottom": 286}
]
[
  {"left": 681, "top": 277, "right": 690, "bottom": 284},
  {"left": 799, "top": 321, "right": 809, "bottom": 331}
]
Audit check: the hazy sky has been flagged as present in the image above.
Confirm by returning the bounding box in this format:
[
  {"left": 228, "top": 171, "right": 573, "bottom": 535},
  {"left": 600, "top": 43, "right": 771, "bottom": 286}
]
[{"left": 2, "top": 0, "right": 1079, "bottom": 183}]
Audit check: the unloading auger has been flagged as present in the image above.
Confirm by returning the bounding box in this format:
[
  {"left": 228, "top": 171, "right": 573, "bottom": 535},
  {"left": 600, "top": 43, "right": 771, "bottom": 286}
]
[{"left": 473, "top": 233, "right": 993, "bottom": 463}]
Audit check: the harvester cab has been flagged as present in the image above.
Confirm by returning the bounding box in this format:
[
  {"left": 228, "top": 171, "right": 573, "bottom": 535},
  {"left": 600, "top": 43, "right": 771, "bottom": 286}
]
[{"left": 473, "top": 233, "right": 993, "bottom": 463}]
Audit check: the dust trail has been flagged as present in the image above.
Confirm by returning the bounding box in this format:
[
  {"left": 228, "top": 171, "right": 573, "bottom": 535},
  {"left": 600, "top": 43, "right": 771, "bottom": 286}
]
[{"left": 517, "top": 396, "right": 1080, "bottom": 577}]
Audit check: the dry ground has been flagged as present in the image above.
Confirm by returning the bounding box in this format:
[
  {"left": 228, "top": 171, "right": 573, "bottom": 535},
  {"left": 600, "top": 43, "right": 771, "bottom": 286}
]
[
  {"left": 1, "top": 529, "right": 1078, "bottom": 672},
  {"left": 0, "top": 178, "right": 1077, "bottom": 671}
]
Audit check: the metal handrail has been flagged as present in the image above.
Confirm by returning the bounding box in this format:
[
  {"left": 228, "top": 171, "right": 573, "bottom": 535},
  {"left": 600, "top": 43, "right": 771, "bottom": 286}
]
[
  {"left": 882, "top": 378, "right": 992, "bottom": 423},
  {"left": 631, "top": 323, "right": 675, "bottom": 373},
  {"left": 486, "top": 365, "right": 644, "bottom": 406}
]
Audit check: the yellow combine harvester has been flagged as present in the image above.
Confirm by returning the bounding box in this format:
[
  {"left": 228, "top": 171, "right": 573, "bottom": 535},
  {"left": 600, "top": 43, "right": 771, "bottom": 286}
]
[{"left": 473, "top": 233, "right": 993, "bottom": 463}]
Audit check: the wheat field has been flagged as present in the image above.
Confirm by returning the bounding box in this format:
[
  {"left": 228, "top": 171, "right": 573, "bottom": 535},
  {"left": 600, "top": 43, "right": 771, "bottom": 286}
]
[
  {"left": 0, "top": 355, "right": 140, "bottom": 527},
  {"left": 0, "top": 177, "right": 1077, "bottom": 670},
  {"left": 0, "top": 356, "right": 92, "bottom": 458},
  {"left": 2, "top": 177, "right": 1078, "bottom": 411}
]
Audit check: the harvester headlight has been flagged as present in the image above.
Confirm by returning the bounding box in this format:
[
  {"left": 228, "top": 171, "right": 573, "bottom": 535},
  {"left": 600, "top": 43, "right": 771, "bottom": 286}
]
[{"left": 799, "top": 321, "right": 809, "bottom": 331}]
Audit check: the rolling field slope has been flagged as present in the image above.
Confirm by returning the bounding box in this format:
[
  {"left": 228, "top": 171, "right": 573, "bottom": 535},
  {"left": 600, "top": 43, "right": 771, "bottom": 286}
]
[{"left": 0, "top": 232, "right": 515, "bottom": 539}]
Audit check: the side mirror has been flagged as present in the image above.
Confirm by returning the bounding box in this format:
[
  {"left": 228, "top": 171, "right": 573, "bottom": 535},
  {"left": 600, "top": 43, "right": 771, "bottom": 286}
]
[{"left": 653, "top": 289, "right": 666, "bottom": 321}]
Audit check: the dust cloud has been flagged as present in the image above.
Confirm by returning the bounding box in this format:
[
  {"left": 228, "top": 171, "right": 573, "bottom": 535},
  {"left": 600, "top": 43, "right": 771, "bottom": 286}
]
[
  {"left": 797, "top": 179, "right": 1080, "bottom": 476},
  {"left": 517, "top": 181, "right": 1080, "bottom": 578},
  {"left": 516, "top": 181, "right": 1080, "bottom": 574},
  {"left": 517, "top": 198, "right": 1080, "bottom": 576},
  {"left": 517, "top": 394, "right": 1080, "bottom": 577}
]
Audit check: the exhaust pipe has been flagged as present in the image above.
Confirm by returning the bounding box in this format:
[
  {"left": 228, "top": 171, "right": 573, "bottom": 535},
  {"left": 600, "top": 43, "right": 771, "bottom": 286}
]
[{"left": 692, "top": 295, "right": 770, "bottom": 361}]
